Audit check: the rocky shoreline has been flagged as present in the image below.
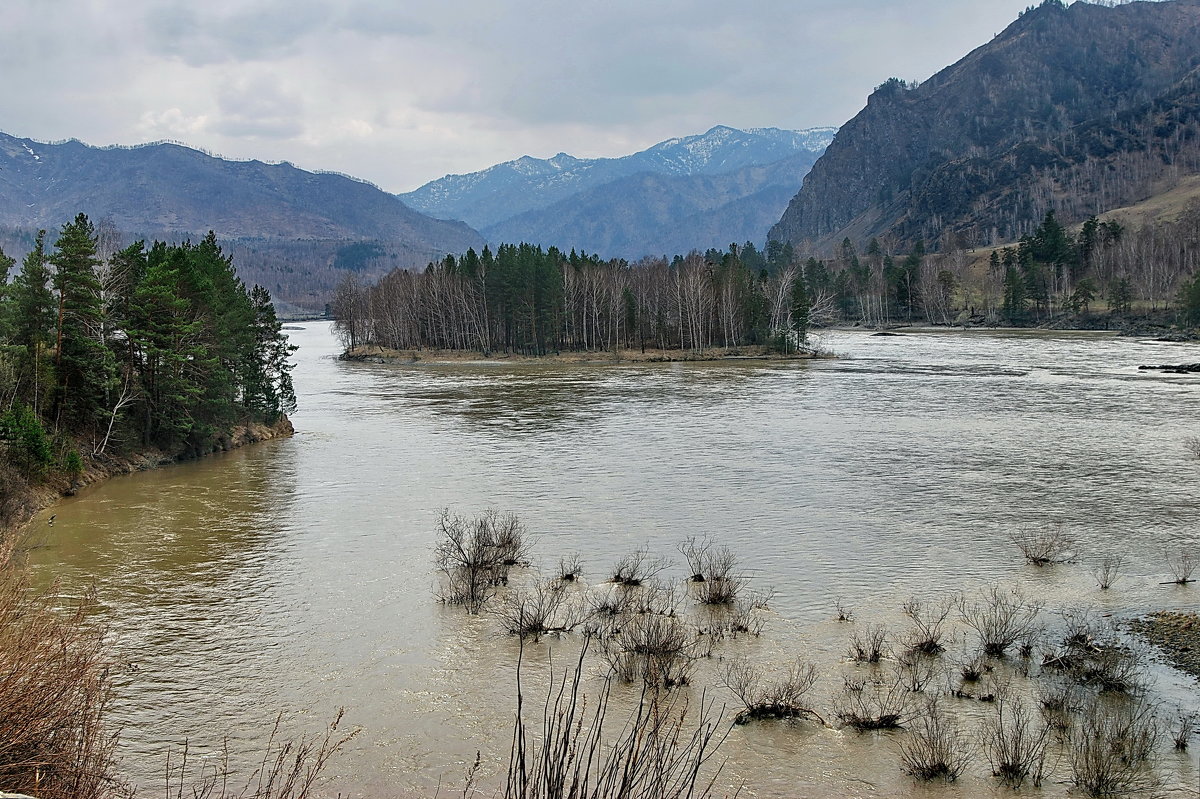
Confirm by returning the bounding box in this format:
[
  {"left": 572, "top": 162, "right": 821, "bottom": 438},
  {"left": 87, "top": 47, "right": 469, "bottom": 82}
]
[{"left": 1127, "top": 611, "right": 1200, "bottom": 680}]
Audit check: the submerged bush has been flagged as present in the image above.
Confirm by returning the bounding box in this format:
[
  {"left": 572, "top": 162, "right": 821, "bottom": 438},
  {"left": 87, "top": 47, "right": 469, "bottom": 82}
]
[
  {"left": 721, "top": 658, "right": 824, "bottom": 726},
  {"left": 434, "top": 509, "right": 528, "bottom": 613},
  {"left": 898, "top": 699, "right": 971, "bottom": 781}
]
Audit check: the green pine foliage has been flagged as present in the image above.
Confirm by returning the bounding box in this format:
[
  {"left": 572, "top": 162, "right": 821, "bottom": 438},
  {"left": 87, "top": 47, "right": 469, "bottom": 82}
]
[{"left": 0, "top": 215, "right": 296, "bottom": 485}]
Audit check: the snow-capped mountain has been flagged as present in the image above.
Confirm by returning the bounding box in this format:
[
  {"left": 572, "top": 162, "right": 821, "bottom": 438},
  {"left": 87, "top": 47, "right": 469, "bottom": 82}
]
[{"left": 399, "top": 125, "right": 837, "bottom": 234}]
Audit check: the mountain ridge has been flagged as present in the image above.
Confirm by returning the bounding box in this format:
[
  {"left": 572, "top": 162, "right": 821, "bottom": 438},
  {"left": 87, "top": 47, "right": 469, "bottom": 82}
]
[{"left": 770, "top": 0, "right": 1200, "bottom": 253}]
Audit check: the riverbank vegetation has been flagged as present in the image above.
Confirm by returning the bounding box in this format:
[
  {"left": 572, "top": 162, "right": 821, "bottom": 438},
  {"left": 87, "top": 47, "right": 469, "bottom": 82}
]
[
  {"left": 335, "top": 203, "right": 1200, "bottom": 358},
  {"left": 0, "top": 214, "right": 297, "bottom": 530},
  {"left": 434, "top": 509, "right": 1198, "bottom": 797}
]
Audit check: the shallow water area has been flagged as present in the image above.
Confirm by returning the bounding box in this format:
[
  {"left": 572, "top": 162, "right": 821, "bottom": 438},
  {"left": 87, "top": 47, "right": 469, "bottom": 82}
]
[{"left": 23, "top": 322, "right": 1200, "bottom": 797}]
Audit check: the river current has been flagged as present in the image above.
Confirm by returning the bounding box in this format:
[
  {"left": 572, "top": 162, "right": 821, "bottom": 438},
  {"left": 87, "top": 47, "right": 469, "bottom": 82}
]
[{"left": 24, "top": 322, "right": 1200, "bottom": 797}]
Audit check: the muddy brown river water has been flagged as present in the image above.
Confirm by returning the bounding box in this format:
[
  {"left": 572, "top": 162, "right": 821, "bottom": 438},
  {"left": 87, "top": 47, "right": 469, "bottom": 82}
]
[{"left": 23, "top": 322, "right": 1200, "bottom": 797}]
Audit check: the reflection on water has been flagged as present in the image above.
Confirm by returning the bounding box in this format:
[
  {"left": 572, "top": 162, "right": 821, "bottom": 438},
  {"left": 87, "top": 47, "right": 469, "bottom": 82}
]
[{"left": 24, "top": 323, "right": 1200, "bottom": 797}]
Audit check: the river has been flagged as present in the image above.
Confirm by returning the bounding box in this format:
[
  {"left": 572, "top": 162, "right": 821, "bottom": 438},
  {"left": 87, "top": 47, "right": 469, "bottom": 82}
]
[{"left": 23, "top": 322, "right": 1200, "bottom": 797}]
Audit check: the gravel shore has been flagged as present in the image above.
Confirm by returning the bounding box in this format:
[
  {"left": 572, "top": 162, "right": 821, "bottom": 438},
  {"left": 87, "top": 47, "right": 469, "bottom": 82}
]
[{"left": 1127, "top": 611, "right": 1200, "bottom": 679}]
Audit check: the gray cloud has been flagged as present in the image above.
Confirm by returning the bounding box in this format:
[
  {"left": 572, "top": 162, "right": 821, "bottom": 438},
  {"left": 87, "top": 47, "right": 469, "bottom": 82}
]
[{"left": 0, "top": 0, "right": 1040, "bottom": 191}]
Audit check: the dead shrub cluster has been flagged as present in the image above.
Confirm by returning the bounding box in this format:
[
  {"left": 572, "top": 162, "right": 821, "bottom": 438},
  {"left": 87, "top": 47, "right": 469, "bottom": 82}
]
[
  {"left": 1009, "top": 523, "right": 1075, "bottom": 566},
  {"left": 434, "top": 509, "right": 529, "bottom": 613},
  {"left": 721, "top": 658, "right": 824, "bottom": 726},
  {"left": 958, "top": 585, "right": 1043, "bottom": 658},
  {"left": 898, "top": 700, "right": 971, "bottom": 781}
]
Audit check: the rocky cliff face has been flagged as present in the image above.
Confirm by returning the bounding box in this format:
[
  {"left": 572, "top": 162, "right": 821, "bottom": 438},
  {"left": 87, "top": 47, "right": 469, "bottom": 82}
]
[{"left": 770, "top": 0, "right": 1200, "bottom": 253}]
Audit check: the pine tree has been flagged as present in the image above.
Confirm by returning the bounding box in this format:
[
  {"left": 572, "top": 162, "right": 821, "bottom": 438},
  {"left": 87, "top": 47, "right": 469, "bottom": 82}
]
[{"left": 51, "top": 214, "right": 113, "bottom": 430}]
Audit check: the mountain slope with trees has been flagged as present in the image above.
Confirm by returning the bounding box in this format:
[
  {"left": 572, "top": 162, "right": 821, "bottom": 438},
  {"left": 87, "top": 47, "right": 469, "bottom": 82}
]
[
  {"left": 0, "top": 133, "right": 485, "bottom": 311},
  {"left": 770, "top": 0, "right": 1200, "bottom": 253}
]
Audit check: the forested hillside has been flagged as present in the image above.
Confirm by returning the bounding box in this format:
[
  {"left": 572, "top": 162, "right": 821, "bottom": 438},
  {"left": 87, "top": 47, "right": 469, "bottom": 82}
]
[
  {"left": 0, "top": 215, "right": 297, "bottom": 526},
  {"left": 771, "top": 0, "right": 1200, "bottom": 253},
  {"left": 0, "top": 133, "right": 485, "bottom": 311}
]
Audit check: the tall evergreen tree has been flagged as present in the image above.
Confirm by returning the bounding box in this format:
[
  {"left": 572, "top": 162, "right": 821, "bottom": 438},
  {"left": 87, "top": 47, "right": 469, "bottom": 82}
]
[{"left": 51, "top": 213, "right": 112, "bottom": 430}]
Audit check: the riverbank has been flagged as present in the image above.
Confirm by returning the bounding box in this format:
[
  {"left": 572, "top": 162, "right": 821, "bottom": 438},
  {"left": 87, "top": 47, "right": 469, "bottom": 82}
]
[
  {"left": 0, "top": 416, "right": 294, "bottom": 540},
  {"left": 341, "top": 344, "right": 832, "bottom": 365}
]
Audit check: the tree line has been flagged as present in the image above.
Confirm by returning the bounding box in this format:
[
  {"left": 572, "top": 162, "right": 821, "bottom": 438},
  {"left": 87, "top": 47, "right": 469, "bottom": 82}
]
[
  {"left": 334, "top": 199, "right": 1200, "bottom": 357},
  {"left": 0, "top": 214, "right": 296, "bottom": 499},
  {"left": 333, "top": 242, "right": 813, "bottom": 355}
]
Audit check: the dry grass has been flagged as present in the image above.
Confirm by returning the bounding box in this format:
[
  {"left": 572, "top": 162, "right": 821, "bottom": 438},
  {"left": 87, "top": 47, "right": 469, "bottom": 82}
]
[
  {"left": 162, "top": 711, "right": 357, "bottom": 799},
  {"left": 0, "top": 545, "right": 116, "bottom": 799}
]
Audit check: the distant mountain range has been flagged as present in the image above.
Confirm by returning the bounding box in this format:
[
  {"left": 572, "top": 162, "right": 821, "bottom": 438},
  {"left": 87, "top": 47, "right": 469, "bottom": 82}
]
[
  {"left": 771, "top": 0, "right": 1200, "bottom": 253},
  {"left": 400, "top": 126, "right": 836, "bottom": 259},
  {"left": 0, "top": 132, "right": 484, "bottom": 311}
]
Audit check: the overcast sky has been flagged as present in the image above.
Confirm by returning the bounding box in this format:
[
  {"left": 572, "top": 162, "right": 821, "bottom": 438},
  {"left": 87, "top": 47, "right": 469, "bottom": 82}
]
[{"left": 3, "top": 0, "right": 1039, "bottom": 193}]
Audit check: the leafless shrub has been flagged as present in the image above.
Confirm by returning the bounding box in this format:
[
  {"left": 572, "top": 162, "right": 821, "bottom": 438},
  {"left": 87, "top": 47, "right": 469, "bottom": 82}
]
[
  {"left": 898, "top": 699, "right": 971, "bottom": 781},
  {"left": 980, "top": 693, "right": 1050, "bottom": 788},
  {"left": 848, "top": 623, "right": 889, "bottom": 664},
  {"left": 835, "top": 672, "right": 912, "bottom": 731},
  {"left": 834, "top": 597, "right": 854, "bottom": 622},
  {"left": 1091, "top": 554, "right": 1124, "bottom": 590},
  {"left": 605, "top": 613, "right": 701, "bottom": 688},
  {"left": 164, "top": 710, "right": 357, "bottom": 799},
  {"left": 1043, "top": 613, "right": 1144, "bottom": 694},
  {"left": 959, "top": 585, "right": 1043, "bottom": 658},
  {"left": 434, "top": 509, "right": 527, "bottom": 613},
  {"left": 1010, "top": 522, "right": 1075, "bottom": 566},
  {"left": 896, "top": 651, "right": 939, "bottom": 693},
  {"left": 694, "top": 547, "right": 745, "bottom": 605},
  {"left": 1171, "top": 711, "right": 1196, "bottom": 750},
  {"left": 0, "top": 551, "right": 115, "bottom": 799},
  {"left": 610, "top": 548, "right": 668, "bottom": 587},
  {"left": 678, "top": 536, "right": 712, "bottom": 582},
  {"left": 506, "top": 645, "right": 728, "bottom": 799},
  {"left": 1069, "top": 698, "right": 1160, "bottom": 798},
  {"left": 745, "top": 588, "right": 774, "bottom": 610},
  {"left": 727, "top": 601, "right": 765, "bottom": 638},
  {"left": 721, "top": 658, "right": 824, "bottom": 726},
  {"left": 957, "top": 649, "right": 989, "bottom": 684},
  {"left": 900, "top": 597, "right": 953, "bottom": 655},
  {"left": 628, "top": 582, "right": 681, "bottom": 617},
  {"left": 556, "top": 554, "right": 583, "bottom": 583},
  {"left": 1166, "top": 548, "right": 1196, "bottom": 584},
  {"left": 1038, "top": 676, "right": 1081, "bottom": 732},
  {"left": 497, "top": 581, "right": 587, "bottom": 642},
  {"left": 586, "top": 586, "right": 637, "bottom": 619}
]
